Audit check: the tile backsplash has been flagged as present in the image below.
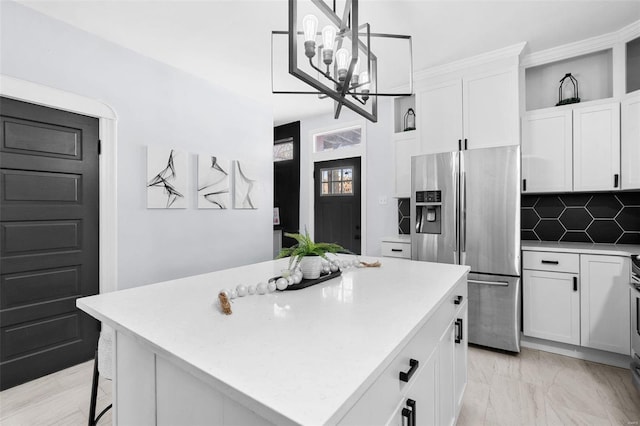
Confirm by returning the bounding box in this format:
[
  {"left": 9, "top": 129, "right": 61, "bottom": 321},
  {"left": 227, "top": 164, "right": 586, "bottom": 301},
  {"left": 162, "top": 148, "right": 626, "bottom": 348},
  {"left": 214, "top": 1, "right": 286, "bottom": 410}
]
[
  {"left": 398, "top": 198, "right": 410, "bottom": 235},
  {"left": 522, "top": 192, "right": 640, "bottom": 245}
]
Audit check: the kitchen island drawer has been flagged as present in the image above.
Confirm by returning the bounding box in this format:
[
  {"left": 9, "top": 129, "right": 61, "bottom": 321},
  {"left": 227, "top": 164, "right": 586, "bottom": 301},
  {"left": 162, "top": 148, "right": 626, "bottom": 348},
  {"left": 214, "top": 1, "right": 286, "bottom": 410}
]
[
  {"left": 523, "top": 251, "right": 579, "bottom": 273},
  {"left": 382, "top": 242, "right": 411, "bottom": 259}
]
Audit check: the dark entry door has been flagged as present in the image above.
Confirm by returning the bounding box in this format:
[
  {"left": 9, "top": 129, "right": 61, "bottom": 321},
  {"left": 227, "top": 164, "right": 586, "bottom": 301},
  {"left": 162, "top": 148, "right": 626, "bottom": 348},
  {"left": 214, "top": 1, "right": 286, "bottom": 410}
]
[
  {"left": 314, "top": 157, "right": 361, "bottom": 254},
  {"left": 0, "top": 97, "right": 100, "bottom": 390}
]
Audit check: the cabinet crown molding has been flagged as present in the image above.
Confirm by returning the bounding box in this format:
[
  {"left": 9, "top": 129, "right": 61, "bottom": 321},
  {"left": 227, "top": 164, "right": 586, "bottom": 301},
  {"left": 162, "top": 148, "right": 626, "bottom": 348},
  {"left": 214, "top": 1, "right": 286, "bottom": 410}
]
[
  {"left": 413, "top": 42, "right": 526, "bottom": 82},
  {"left": 521, "top": 19, "right": 640, "bottom": 68}
]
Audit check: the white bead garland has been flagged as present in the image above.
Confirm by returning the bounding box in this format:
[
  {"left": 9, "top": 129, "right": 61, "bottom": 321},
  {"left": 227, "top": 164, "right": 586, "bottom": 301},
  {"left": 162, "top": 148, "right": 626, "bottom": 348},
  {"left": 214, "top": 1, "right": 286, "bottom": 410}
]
[{"left": 218, "top": 257, "right": 365, "bottom": 304}]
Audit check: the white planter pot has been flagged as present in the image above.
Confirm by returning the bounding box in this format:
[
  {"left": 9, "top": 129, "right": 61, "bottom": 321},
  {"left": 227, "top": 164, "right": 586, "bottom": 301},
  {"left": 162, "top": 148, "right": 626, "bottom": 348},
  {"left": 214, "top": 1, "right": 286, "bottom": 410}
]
[{"left": 299, "top": 256, "right": 322, "bottom": 280}]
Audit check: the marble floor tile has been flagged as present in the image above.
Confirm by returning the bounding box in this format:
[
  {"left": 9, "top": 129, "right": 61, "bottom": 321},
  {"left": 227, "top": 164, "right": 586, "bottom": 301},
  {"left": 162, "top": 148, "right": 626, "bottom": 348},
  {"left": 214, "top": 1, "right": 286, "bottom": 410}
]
[{"left": 457, "top": 380, "right": 490, "bottom": 426}]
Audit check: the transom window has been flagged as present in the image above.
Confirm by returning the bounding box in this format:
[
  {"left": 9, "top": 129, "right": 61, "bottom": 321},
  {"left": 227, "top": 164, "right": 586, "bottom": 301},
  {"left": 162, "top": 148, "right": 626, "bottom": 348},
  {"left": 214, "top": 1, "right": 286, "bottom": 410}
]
[
  {"left": 313, "top": 125, "right": 362, "bottom": 153},
  {"left": 320, "top": 167, "right": 353, "bottom": 196}
]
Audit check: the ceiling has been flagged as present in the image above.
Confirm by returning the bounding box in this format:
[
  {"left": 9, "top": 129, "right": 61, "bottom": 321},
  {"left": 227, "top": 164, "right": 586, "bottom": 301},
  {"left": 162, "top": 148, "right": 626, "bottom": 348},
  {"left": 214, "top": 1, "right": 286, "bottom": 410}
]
[{"left": 17, "top": 0, "right": 640, "bottom": 125}]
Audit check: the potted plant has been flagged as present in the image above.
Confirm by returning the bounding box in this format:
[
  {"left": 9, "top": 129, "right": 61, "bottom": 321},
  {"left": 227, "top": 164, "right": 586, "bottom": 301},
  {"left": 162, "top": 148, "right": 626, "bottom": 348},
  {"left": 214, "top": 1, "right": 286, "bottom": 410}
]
[{"left": 277, "top": 231, "right": 348, "bottom": 279}]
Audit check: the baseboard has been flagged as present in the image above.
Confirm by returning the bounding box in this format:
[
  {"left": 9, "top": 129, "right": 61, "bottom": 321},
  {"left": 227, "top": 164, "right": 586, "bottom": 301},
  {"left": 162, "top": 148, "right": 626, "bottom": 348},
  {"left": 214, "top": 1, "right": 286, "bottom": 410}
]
[{"left": 521, "top": 335, "right": 631, "bottom": 369}]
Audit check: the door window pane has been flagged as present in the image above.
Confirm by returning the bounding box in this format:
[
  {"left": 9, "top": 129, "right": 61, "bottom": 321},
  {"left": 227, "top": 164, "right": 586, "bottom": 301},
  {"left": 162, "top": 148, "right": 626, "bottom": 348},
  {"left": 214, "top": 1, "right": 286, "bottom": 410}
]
[
  {"left": 274, "top": 141, "right": 294, "bottom": 162},
  {"left": 320, "top": 166, "right": 354, "bottom": 196}
]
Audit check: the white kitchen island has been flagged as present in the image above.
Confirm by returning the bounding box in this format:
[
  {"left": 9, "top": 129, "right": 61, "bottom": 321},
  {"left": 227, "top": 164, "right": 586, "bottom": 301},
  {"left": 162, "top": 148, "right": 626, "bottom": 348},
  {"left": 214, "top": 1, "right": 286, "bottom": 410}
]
[{"left": 77, "top": 256, "right": 469, "bottom": 426}]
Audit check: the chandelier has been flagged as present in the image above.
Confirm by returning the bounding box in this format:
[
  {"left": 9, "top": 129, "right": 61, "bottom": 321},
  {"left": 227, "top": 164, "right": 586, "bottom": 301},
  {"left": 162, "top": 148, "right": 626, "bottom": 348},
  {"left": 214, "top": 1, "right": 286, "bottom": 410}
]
[{"left": 272, "top": 0, "right": 413, "bottom": 123}]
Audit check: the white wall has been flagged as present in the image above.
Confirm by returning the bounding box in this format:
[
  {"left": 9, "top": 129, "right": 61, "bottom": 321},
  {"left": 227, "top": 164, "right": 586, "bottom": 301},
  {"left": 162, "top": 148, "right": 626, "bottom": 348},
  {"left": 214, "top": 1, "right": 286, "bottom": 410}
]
[
  {"left": 0, "top": 2, "right": 273, "bottom": 289},
  {"left": 298, "top": 99, "right": 398, "bottom": 256}
]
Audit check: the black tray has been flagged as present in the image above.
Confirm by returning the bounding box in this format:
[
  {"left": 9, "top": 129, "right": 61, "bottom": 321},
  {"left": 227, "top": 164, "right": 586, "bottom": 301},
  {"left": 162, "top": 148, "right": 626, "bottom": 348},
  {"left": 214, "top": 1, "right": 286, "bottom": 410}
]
[{"left": 271, "top": 270, "right": 342, "bottom": 291}]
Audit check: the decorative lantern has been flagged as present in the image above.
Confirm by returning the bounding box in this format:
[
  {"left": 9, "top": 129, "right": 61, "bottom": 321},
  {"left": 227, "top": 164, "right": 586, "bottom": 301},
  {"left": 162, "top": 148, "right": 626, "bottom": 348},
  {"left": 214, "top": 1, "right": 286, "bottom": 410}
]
[
  {"left": 404, "top": 108, "right": 416, "bottom": 131},
  {"left": 556, "top": 73, "right": 580, "bottom": 106}
]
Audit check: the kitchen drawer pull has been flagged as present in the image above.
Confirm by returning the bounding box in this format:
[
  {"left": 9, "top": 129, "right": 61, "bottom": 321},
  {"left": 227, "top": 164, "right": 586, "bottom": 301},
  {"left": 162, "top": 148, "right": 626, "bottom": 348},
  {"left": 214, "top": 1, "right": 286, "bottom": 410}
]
[
  {"left": 573, "top": 276, "right": 578, "bottom": 292},
  {"left": 399, "top": 358, "right": 419, "bottom": 383},
  {"left": 406, "top": 399, "right": 416, "bottom": 426},
  {"left": 391, "top": 248, "right": 403, "bottom": 252},
  {"left": 614, "top": 174, "right": 619, "bottom": 188},
  {"left": 541, "top": 260, "right": 559, "bottom": 265},
  {"left": 455, "top": 318, "right": 464, "bottom": 343},
  {"left": 454, "top": 295, "right": 463, "bottom": 305},
  {"left": 402, "top": 408, "right": 411, "bottom": 426}
]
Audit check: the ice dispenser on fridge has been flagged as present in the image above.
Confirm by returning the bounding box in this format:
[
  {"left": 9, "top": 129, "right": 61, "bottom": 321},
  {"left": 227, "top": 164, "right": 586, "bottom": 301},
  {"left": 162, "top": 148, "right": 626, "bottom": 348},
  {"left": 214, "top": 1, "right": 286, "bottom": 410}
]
[{"left": 415, "top": 190, "right": 441, "bottom": 234}]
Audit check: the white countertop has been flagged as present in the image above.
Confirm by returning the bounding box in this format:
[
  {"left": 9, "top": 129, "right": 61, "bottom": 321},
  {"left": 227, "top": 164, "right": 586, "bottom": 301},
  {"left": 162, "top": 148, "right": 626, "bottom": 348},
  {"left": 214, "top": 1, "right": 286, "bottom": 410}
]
[
  {"left": 77, "top": 256, "right": 469, "bottom": 425},
  {"left": 381, "top": 234, "right": 411, "bottom": 244},
  {"left": 522, "top": 241, "right": 640, "bottom": 257}
]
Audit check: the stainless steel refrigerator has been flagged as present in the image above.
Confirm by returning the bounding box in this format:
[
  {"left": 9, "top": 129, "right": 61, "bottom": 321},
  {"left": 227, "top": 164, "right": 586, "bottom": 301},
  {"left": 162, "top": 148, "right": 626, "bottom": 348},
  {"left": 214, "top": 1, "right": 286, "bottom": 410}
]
[{"left": 411, "top": 145, "right": 521, "bottom": 352}]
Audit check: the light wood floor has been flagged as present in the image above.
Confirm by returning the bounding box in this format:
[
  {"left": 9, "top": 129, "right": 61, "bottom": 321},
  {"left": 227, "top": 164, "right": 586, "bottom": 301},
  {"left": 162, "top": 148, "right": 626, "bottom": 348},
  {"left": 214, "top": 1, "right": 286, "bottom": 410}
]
[{"left": 1, "top": 346, "right": 639, "bottom": 425}]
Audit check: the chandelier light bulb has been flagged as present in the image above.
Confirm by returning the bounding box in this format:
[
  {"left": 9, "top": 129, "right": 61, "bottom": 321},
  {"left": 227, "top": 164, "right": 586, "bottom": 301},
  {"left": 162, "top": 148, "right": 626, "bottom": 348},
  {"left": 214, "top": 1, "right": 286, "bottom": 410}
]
[
  {"left": 360, "top": 71, "right": 371, "bottom": 100},
  {"left": 336, "top": 48, "right": 350, "bottom": 81},
  {"left": 351, "top": 58, "right": 361, "bottom": 86},
  {"left": 302, "top": 15, "right": 319, "bottom": 58},
  {"left": 321, "top": 25, "right": 337, "bottom": 65}
]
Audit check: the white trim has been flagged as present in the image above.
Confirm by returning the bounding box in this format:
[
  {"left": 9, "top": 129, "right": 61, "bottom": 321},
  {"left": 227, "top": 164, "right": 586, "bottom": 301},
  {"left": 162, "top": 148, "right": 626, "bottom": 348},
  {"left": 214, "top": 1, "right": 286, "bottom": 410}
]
[
  {"left": 0, "top": 74, "right": 118, "bottom": 294},
  {"left": 618, "top": 19, "right": 640, "bottom": 42},
  {"left": 307, "top": 119, "right": 367, "bottom": 255},
  {"left": 521, "top": 335, "right": 630, "bottom": 369},
  {"left": 521, "top": 30, "right": 621, "bottom": 69},
  {"left": 414, "top": 42, "right": 526, "bottom": 82}
]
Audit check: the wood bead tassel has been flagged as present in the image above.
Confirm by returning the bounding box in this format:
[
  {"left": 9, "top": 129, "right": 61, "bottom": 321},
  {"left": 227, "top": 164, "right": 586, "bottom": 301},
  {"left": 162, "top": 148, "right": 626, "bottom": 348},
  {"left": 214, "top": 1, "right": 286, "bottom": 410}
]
[{"left": 218, "top": 291, "right": 232, "bottom": 315}]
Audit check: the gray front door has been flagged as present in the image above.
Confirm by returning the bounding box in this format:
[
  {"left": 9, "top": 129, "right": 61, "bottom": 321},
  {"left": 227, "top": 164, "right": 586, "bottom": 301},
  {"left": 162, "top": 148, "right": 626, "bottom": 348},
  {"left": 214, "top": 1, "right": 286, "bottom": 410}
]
[
  {"left": 0, "top": 97, "right": 100, "bottom": 390},
  {"left": 314, "top": 157, "right": 361, "bottom": 254}
]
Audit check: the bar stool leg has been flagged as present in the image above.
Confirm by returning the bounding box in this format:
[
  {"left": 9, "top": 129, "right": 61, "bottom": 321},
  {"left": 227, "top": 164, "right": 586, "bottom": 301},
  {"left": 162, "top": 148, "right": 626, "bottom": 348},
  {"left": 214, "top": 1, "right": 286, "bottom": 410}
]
[{"left": 88, "top": 349, "right": 112, "bottom": 426}]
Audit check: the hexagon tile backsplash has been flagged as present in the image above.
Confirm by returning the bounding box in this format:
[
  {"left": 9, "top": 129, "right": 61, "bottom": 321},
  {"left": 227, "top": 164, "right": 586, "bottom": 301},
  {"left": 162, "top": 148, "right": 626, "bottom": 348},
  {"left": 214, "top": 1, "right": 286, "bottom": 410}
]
[{"left": 522, "top": 192, "right": 640, "bottom": 245}]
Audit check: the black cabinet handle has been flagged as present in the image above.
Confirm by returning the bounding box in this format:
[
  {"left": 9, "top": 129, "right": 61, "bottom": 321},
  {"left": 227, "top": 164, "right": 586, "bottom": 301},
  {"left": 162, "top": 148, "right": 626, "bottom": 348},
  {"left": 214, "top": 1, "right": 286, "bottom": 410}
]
[
  {"left": 573, "top": 276, "right": 578, "bottom": 292},
  {"left": 614, "top": 174, "right": 619, "bottom": 188},
  {"left": 523, "top": 179, "right": 527, "bottom": 192},
  {"left": 391, "top": 248, "right": 403, "bottom": 252},
  {"left": 455, "top": 318, "right": 464, "bottom": 343},
  {"left": 458, "top": 139, "right": 462, "bottom": 151},
  {"left": 454, "top": 295, "right": 463, "bottom": 305},
  {"left": 402, "top": 408, "right": 412, "bottom": 426},
  {"left": 541, "top": 260, "right": 559, "bottom": 265},
  {"left": 406, "top": 399, "right": 416, "bottom": 426},
  {"left": 464, "top": 138, "right": 468, "bottom": 150},
  {"left": 399, "top": 358, "right": 419, "bottom": 383}
]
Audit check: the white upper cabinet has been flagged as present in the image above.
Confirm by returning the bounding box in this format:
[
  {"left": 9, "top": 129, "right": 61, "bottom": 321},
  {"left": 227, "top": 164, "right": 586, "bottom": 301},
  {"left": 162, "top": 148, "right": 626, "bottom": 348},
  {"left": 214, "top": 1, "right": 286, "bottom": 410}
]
[
  {"left": 621, "top": 92, "right": 640, "bottom": 189},
  {"left": 522, "top": 108, "right": 573, "bottom": 193},
  {"left": 463, "top": 69, "right": 519, "bottom": 149},
  {"left": 417, "top": 80, "right": 462, "bottom": 154},
  {"left": 573, "top": 102, "right": 621, "bottom": 191},
  {"left": 416, "top": 67, "right": 520, "bottom": 154}
]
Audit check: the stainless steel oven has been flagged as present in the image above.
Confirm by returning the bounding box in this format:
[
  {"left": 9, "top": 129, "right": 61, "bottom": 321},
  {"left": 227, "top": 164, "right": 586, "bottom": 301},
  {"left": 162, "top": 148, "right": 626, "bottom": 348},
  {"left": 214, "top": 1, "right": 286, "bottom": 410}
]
[{"left": 631, "top": 255, "right": 640, "bottom": 393}]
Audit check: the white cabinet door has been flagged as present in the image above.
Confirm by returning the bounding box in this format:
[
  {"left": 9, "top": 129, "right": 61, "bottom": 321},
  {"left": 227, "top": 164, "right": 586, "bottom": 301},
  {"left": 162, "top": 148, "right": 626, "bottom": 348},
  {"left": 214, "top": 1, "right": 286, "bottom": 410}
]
[
  {"left": 621, "top": 92, "right": 640, "bottom": 189},
  {"left": 522, "top": 109, "right": 573, "bottom": 193},
  {"left": 573, "top": 102, "right": 621, "bottom": 191},
  {"left": 463, "top": 69, "right": 519, "bottom": 149},
  {"left": 580, "top": 255, "right": 631, "bottom": 355},
  {"left": 453, "top": 302, "right": 468, "bottom": 417},
  {"left": 523, "top": 269, "right": 580, "bottom": 345},
  {"left": 437, "top": 320, "right": 456, "bottom": 426},
  {"left": 394, "top": 133, "right": 420, "bottom": 198},
  {"left": 417, "top": 80, "right": 462, "bottom": 154}
]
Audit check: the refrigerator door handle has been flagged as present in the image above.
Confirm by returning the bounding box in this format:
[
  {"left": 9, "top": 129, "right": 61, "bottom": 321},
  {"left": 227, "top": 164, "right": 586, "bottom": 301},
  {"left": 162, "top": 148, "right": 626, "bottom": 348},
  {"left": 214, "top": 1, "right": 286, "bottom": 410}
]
[
  {"left": 460, "top": 171, "right": 466, "bottom": 253},
  {"left": 468, "top": 279, "right": 510, "bottom": 287}
]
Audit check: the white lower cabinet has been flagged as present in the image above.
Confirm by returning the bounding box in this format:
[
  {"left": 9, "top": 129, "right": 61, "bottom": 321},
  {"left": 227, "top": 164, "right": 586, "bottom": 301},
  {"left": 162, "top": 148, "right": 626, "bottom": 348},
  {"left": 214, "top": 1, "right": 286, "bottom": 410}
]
[
  {"left": 340, "top": 282, "right": 468, "bottom": 426},
  {"left": 580, "top": 255, "right": 631, "bottom": 355},
  {"left": 523, "top": 251, "right": 631, "bottom": 355}
]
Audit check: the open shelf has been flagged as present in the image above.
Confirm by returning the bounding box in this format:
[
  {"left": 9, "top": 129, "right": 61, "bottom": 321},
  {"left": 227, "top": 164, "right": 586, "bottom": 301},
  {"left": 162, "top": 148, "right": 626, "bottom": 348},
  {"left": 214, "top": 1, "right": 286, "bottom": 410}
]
[
  {"left": 525, "top": 49, "right": 613, "bottom": 111},
  {"left": 393, "top": 95, "right": 416, "bottom": 134}
]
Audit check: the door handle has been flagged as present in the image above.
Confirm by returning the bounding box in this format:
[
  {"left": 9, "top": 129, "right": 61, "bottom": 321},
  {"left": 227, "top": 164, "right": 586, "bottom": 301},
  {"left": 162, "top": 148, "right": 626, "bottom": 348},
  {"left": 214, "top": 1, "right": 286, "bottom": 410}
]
[
  {"left": 460, "top": 171, "right": 466, "bottom": 253},
  {"left": 458, "top": 139, "right": 462, "bottom": 151},
  {"left": 455, "top": 318, "right": 464, "bottom": 343},
  {"left": 464, "top": 138, "right": 468, "bottom": 150},
  {"left": 614, "top": 174, "right": 619, "bottom": 188},
  {"left": 399, "top": 358, "right": 419, "bottom": 382},
  {"left": 573, "top": 276, "right": 578, "bottom": 292},
  {"left": 522, "top": 178, "right": 527, "bottom": 192},
  {"left": 468, "top": 279, "right": 509, "bottom": 286},
  {"left": 406, "top": 399, "right": 416, "bottom": 426}
]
